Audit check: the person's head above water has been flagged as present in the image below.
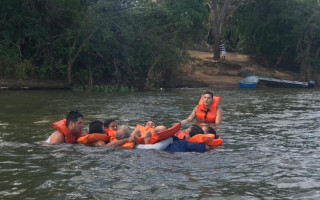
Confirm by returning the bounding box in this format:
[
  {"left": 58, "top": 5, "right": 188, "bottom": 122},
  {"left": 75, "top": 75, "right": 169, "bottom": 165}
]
[
  {"left": 145, "top": 120, "right": 156, "bottom": 129},
  {"left": 104, "top": 119, "right": 118, "bottom": 131},
  {"left": 116, "top": 125, "right": 131, "bottom": 140},
  {"left": 202, "top": 125, "right": 216, "bottom": 134},
  {"left": 185, "top": 124, "right": 204, "bottom": 140},
  {"left": 202, "top": 125, "right": 219, "bottom": 139},
  {"left": 66, "top": 111, "right": 84, "bottom": 135},
  {"left": 89, "top": 120, "right": 105, "bottom": 134},
  {"left": 203, "top": 91, "right": 213, "bottom": 98},
  {"left": 202, "top": 91, "right": 214, "bottom": 107}
]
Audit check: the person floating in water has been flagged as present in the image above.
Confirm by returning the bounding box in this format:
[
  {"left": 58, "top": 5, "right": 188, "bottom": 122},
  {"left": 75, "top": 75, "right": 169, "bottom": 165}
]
[
  {"left": 164, "top": 124, "right": 209, "bottom": 153},
  {"left": 46, "top": 111, "right": 84, "bottom": 144},
  {"left": 202, "top": 125, "right": 219, "bottom": 139},
  {"left": 104, "top": 119, "right": 118, "bottom": 131},
  {"left": 182, "top": 91, "right": 222, "bottom": 126},
  {"left": 84, "top": 120, "right": 138, "bottom": 147},
  {"left": 145, "top": 120, "right": 156, "bottom": 128}
]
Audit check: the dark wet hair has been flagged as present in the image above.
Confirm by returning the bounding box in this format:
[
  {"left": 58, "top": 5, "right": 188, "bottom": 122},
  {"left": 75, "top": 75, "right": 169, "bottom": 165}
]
[
  {"left": 66, "top": 111, "right": 83, "bottom": 126},
  {"left": 203, "top": 91, "right": 213, "bottom": 98},
  {"left": 189, "top": 124, "right": 204, "bottom": 137},
  {"left": 104, "top": 119, "right": 116, "bottom": 128},
  {"left": 203, "top": 125, "right": 219, "bottom": 139},
  {"left": 204, "top": 126, "right": 216, "bottom": 134},
  {"left": 89, "top": 120, "right": 104, "bottom": 134}
]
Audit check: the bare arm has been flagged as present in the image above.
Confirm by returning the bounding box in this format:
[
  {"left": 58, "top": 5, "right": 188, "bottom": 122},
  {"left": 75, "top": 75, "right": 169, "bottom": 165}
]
[
  {"left": 181, "top": 106, "right": 197, "bottom": 124},
  {"left": 91, "top": 140, "right": 106, "bottom": 146},
  {"left": 131, "top": 127, "right": 141, "bottom": 137},
  {"left": 105, "top": 135, "right": 137, "bottom": 147},
  {"left": 49, "top": 131, "right": 65, "bottom": 144},
  {"left": 215, "top": 106, "right": 222, "bottom": 124}
]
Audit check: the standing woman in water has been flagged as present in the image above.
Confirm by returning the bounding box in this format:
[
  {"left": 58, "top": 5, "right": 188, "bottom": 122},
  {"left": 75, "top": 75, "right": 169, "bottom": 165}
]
[{"left": 182, "top": 91, "right": 222, "bottom": 126}]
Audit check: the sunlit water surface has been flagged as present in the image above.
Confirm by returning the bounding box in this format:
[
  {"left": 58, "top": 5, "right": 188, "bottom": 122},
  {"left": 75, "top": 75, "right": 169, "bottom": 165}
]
[{"left": 0, "top": 88, "right": 320, "bottom": 199}]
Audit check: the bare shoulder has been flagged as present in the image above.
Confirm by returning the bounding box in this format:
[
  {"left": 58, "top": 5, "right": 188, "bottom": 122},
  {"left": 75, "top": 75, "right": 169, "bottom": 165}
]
[
  {"left": 193, "top": 105, "right": 198, "bottom": 112},
  {"left": 49, "top": 131, "right": 65, "bottom": 144}
]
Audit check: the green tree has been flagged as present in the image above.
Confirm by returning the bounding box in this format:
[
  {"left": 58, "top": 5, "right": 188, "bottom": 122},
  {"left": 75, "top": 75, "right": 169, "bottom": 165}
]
[
  {"left": 0, "top": 0, "right": 209, "bottom": 89},
  {"left": 228, "top": 0, "right": 320, "bottom": 81},
  {"left": 0, "top": 0, "right": 90, "bottom": 81},
  {"left": 82, "top": 0, "right": 208, "bottom": 89},
  {"left": 295, "top": 0, "right": 320, "bottom": 81}
]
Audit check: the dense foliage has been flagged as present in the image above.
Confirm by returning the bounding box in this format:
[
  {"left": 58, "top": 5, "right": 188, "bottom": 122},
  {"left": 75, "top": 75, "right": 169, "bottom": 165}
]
[
  {"left": 0, "top": 0, "right": 208, "bottom": 88},
  {"left": 1, "top": 0, "right": 319, "bottom": 88},
  {"left": 225, "top": 0, "right": 320, "bottom": 80}
]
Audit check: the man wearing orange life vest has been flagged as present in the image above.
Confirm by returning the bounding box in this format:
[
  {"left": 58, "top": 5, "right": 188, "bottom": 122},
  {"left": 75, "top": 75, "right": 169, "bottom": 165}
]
[
  {"left": 182, "top": 91, "right": 222, "bottom": 125},
  {"left": 47, "top": 111, "right": 84, "bottom": 144}
]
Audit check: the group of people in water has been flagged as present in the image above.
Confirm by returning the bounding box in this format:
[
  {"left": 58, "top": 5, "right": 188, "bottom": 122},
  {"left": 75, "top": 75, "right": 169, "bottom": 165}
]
[{"left": 46, "top": 91, "right": 223, "bottom": 152}]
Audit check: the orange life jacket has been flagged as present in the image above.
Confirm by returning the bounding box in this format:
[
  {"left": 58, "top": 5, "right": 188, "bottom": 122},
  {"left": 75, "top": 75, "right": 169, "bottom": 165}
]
[
  {"left": 105, "top": 137, "right": 136, "bottom": 148},
  {"left": 121, "top": 142, "right": 136, "bottom": 149},
  {"left": 188, "top": 134, "right": 223, "bottom": 146},
  {"left": 196, "top": 95, "right": 221, "bottom": 122},
  {"left": 148, "top": 123, "right": 181, "bottom": 144},
  {"left": 51, "top": 119, "right": 81, "bottom": 144},
  {"left": 136, "top": 124, "right": 155, "bottom": 136},
  {"left": 105, "top": 129, "right": 117, "bottom": 138},
  {"left": 175, "top": 130, "right": 188, "bottom": 140},
  {"left": 111, "top": 137, "right": 136, "bottom": 148},
  {"left": 77, "top": 133, "right": 109, "bottom": 144}
]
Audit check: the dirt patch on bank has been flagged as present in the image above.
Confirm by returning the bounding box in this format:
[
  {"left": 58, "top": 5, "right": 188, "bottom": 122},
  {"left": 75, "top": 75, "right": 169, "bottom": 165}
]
[{"left": 174, "top": 50, "right": 299, "bottom": 88}]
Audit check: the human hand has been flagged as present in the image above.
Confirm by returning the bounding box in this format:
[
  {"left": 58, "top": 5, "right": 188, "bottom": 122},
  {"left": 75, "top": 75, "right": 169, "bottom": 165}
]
[
  {"left": 128, "top": 135, "right": 138, "bottom": 143},
  {"left": 92, "top": 140, "right": 105, "bottom": 146}
]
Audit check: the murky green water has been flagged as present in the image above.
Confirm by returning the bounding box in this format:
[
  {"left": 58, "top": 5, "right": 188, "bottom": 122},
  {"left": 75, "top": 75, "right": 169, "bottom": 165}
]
[{"left": 0, "top": 88, "right": 319, "bottom": 199}]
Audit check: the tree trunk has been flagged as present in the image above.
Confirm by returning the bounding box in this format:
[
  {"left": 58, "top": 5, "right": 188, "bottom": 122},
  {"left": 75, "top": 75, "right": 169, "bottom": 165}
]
[
  {"left": 300, "top": 43, "right": 312, "bottom": 82},
  {"left": 67, "top": 28, "right": 98, "bottom": 86},
  {"left": 296, "top": 12, "right": 318, "bottom": 82},
  {"left": 213, "top": 24, "right": 221, "bottom": 60},
  {"left": 299, "top": 58, "right": 308, "bottom": 81},
  {"left": 297, "top": 29, "right": 312, "bottom": 82},
  {"left": 113, "top": 57, "right": 120, "bottom": 85},
  {"left": 275, "top": 47, "right": 288, "bottom": 68},
  {"left": 145, "top": 57, "right": 160, "bottom": 89},
  {"left": 211, "top": 0, "right": 230, "bottom": 61}
]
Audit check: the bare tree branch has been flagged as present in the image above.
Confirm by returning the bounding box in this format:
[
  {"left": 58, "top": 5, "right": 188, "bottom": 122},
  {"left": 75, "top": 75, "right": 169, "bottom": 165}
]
[{"left": 67, "top": 27, "right": 99, "bottom": 85}]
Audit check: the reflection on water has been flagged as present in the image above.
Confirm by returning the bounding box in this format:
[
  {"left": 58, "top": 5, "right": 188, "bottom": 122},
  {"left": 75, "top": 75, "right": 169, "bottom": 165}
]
[{"left": 0, "top": 88, "right": 320, "bottom": 199}]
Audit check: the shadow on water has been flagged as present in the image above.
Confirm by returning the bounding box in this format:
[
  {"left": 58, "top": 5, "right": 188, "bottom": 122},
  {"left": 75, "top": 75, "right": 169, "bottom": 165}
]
[{"left": 0, "top": 88, "right": 320, "bottom": 199}]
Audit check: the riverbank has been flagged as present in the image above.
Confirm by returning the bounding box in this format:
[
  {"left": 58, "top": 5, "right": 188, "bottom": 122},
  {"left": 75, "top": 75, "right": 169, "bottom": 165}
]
[
  {"left": 0, "top": 79, "right": 69, "bottom": 90},
  {"left": 0, "top": 50, "right": 301, "bottom": 89},
  {"left": 174, "top": 50, "right": 299, "bottom": 88}
]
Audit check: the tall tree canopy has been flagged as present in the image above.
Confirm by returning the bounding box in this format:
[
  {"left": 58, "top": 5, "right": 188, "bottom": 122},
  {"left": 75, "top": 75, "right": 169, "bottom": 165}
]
[
  {"left": 225, "top": 0, "right": 320, "bottom": 80},
  {"left": 0, "top": 0, "right": 208, "bottom": 88},
  {"left": 1, "top": 0, "right": 320, "bottom": 88}
]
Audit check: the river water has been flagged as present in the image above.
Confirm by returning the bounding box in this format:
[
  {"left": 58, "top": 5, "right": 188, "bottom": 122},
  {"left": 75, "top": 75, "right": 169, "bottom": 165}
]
[{"left": 0, "top": 88, "right": 319, "bottom": 199}]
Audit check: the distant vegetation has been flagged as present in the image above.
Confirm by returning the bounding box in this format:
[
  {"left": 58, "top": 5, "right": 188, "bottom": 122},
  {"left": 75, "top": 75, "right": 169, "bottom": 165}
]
[{"left": 1, "top": 0, "right": 319, "bottom": 89}]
